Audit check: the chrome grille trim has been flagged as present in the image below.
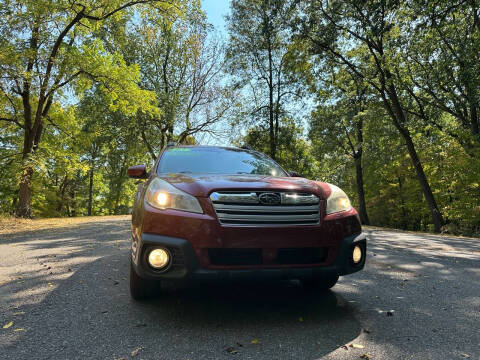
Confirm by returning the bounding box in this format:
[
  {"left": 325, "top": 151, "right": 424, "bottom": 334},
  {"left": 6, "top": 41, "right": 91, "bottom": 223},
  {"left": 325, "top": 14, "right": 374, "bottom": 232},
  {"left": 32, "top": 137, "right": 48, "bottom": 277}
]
[{"left": 210, "top": 191, "right": 320, "bottom": 226}]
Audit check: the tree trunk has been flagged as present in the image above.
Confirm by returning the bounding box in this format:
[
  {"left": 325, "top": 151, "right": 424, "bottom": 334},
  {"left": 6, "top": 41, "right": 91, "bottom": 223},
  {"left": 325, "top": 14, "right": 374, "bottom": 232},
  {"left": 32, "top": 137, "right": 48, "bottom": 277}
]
[
  {"left": 268, "top": 83, "right": 275, "bottom": 159},
  {"left": 383, "top": 81, "right": 444, "bottom": 232},
  {"left": 16, "top": 165, "right": 33, "bottom": 218},
  {"left": 396, "top": 173, "right": 408, "bottom": 229},
  {"left": 400, "top": 127, "right": 444, "bottom": 232},
  {"left": 354, "top": 155, "right": 369, "bottom": 225},
  {"left": 470, "top": 103, "right": 479, "bottom": 142},
  {"left": 88, "top": 167, "right": 94, "bottom": 216},
  {"left": 70, "top": 185, "right": 76, "bottom": 217},
  {"left": 267, "top": 32, "right": 276, "bottom": 160}
]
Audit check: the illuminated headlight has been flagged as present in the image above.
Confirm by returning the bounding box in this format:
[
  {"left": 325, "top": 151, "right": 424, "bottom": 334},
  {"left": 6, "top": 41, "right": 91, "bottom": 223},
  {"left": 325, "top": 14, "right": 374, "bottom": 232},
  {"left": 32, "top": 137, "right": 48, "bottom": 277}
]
[
  {"left": 352, "top": 245, "right": 363, "bottom": 264},
  {"left": 148, "top": 248, "right": 170, "bottom": 269},
  {"left": 145, "top": 178, "right": 203, "bottom": 213},
  {"left": 326, "top": 184, "right": 352, "bottom": 214}
]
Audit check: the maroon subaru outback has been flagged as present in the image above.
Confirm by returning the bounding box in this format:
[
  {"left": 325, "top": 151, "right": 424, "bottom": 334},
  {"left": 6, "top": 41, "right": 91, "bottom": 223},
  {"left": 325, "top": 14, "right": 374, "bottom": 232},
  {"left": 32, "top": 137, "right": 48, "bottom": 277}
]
[{"left": 127, "top": 145, "right": 366, "bottom": 300}]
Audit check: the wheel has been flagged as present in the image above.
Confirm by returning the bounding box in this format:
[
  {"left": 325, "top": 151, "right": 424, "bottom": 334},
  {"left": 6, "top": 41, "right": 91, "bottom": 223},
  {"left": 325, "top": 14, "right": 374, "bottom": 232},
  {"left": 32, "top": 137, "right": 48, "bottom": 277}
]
[
  {"left": 302, "top": 274, "right": 339, "bottom": 292},
  {"left": 130, "top": 260, "right": 160, "bottom": 300}
]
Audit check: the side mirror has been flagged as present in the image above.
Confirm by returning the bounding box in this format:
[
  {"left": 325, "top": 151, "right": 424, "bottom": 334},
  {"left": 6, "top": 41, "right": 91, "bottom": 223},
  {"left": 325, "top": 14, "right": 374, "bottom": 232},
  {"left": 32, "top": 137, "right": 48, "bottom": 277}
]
[
  {"left": 127, "top": 165, "right": 149, "bottom": 179},
  {"left": 288, "top": 170, "right": 303, "bottom": 178}
]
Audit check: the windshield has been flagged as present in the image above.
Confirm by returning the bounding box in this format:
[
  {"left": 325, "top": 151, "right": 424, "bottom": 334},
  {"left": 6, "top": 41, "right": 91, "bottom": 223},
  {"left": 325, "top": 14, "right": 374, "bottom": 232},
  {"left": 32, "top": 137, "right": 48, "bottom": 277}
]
[{"left": 157, "top": 147, "right": 287, "bottom": 176}]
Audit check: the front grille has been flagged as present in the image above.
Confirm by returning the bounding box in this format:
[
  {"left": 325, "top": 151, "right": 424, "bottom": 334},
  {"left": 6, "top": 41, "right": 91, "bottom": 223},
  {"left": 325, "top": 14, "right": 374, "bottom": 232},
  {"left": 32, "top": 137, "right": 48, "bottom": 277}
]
[
  {"left": 169, "top": 247, "right": 185, "bottom": 268},
  {"left": 276, "top": 247, "right": 327, "bottom": 264},
  {"left": 210, "top": 191, "right": 320, "bottom": 226},
  {"left": 209, "top": 248, "right": 262, "bottom": 265},
  {"left": 207, "top": 247, "right": 328, "bottom": 266}
]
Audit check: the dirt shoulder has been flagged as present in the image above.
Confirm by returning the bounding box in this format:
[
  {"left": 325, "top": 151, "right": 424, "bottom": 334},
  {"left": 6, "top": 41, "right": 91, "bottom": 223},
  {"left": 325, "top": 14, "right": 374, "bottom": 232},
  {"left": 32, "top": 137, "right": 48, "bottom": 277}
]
[{"left": 0, "top": 215, "right": 130, "bottom": 235}]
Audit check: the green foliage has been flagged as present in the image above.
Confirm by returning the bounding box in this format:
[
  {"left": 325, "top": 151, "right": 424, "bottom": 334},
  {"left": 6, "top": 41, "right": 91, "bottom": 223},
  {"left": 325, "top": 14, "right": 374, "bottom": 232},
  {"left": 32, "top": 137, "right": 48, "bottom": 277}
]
[
  {"left": 0, "top": 0, "right": 479, "bottom": 236},
  {"left": 239, "top": 119, "right": 320, "bottom": 179}
]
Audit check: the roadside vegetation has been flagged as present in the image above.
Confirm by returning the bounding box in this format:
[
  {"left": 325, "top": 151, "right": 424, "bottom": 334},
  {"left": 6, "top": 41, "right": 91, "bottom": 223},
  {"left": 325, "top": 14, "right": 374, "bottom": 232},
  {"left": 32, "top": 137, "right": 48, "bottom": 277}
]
[{"left": 1, "top": 0, "right": 479, "bottom": 236}]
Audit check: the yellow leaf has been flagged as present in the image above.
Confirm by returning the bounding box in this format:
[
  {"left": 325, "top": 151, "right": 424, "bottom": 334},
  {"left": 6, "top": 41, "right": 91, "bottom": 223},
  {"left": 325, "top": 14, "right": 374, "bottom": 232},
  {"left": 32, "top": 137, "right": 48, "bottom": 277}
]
[
  {"left": 350, "top": 343, "right": 365, "bottom": 349},
  {"left": 13, "top": 312, "right": 24, "bottom": 316},
  {"left": 14, "top": 328, "right": 25, "bottom": 332},
  {"left": 3, "top": 321, "right": 13, "bottom": 329},
  {"left": 131, "top": 347, "right": 142, "bottom": 357},
  {"left": 251, "top": 339, "right": 260, "bottom": 344}
]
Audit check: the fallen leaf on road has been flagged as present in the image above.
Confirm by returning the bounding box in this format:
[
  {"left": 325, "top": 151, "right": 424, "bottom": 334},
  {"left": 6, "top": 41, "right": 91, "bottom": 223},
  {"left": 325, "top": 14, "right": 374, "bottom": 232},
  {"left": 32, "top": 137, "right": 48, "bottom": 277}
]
[
  {"left": 14, "top": 328, "right": 24, "bottom": 332},
  {"left": 134, "top": 323, "right": 147, "bottom": 328},
  {"left": 13, "top": 312, "right": 24, "bottom": 316},
  {"left": 360, "top": 353, "right": 371, "bottom": 359},
  {"left": 3, "top": 321, "right": 13, "bottom": 329},
  {"left": 131, "top": 347, "right": 142, "bottom": 357},
  {"left": 236, "top": 342, "right": 243, "bottom": 347},
  {"left": 349, "top": 344, "right": 365, "bottom": 349},
  {"left": 226, "top": 347, "right": 238, "bottom": 354},
  {"left": 251, "top": 339, "right": 260, "bottom": 344},
  {"left": 362, "top": 329, "right": 371, "bottom": 334},
  {"left": 48, "top": 282, "right": 53, "bottom": 287},
  {"left": 386, "top": 310, "right": 394, "bottom": 316},
  {"left": 460, "top": 353, "right": 470, "bottom": 358},
  {"left": 341, "top": 345, "right": 348, "bottom": 350}
]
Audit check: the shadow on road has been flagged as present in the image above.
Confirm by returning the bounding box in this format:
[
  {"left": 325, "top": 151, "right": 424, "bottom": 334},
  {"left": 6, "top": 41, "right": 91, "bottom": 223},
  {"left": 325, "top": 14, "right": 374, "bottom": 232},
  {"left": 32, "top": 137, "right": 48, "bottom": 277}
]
[
  {"left": 1, "top": 219, "right": 362, "bottom": 360},
  {"left": 2, "top": 221, "right": 479, "bottom": 359}
]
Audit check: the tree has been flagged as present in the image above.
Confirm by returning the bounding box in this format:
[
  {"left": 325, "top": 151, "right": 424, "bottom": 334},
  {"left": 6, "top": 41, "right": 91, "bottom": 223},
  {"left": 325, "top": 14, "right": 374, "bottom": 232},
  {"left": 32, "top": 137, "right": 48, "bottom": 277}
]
[
  {"left": 240, "top": 118, "right": 320, "bottom": 178},
  {"left": 0, "top": 0, "right": 185, "bottom": 217},
  {"left": 294, "top": 0, "right": 445, "bottom": 232},
  {"left": 402, "top": 0, "right": 480, "bottom": 150},
  {"left": 310, "top": 69, "right": 371, "bottom": 224},
  {"left": 226, "top": 0, "right": 301, "bottom": 160},
  {"left": 129, "top": 6, "right": 231, "bottom": 160}
]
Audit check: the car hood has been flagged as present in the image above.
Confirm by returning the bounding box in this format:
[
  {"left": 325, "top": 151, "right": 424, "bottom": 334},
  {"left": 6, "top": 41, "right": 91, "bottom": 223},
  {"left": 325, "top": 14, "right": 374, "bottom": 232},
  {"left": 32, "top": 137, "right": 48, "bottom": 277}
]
[{"left": 158, "top": 173, "right": 327, "bottom": 198}]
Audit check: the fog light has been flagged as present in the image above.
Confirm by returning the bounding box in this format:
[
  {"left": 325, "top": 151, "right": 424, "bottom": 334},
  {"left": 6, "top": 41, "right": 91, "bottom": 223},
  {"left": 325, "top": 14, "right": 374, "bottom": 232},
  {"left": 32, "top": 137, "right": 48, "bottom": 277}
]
[
  {"left": 352, "top": 245, "right": 362, "bottom": 264},
  {"left": 148, "top": 248, "right": 170, "bottom": 269}
]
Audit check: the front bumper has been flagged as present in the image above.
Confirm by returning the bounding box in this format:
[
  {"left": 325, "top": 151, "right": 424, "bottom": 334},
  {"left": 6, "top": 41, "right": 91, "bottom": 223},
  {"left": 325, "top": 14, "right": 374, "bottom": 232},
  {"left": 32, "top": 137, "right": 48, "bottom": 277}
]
[{"left": 132, "top": 232, "right": 366, "bottom": 282}]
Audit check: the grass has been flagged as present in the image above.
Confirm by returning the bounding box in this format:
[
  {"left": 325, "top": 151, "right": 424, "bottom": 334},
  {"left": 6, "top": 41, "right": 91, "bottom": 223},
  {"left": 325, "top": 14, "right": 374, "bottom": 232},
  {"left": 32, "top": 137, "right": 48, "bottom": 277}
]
[{"left": 0, "top": 215, "right": 130, "bottom": 235}]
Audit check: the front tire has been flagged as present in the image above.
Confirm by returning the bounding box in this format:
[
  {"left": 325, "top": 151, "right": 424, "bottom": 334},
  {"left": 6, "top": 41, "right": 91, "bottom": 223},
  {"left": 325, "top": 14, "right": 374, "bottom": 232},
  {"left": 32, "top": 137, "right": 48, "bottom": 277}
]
[
  {"left": 302, "top": 274, "right": 339, "bottom": 292},
  {"left": 130, "top": 260, "right": 160, "bottom": 300}
]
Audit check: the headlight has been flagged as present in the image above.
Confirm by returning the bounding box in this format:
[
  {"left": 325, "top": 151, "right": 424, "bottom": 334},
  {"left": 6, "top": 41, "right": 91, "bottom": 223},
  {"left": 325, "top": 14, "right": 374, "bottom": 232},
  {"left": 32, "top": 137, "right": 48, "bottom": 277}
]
[
  {"left": 326, "top": 184, "right": 351, "bottom": 214},
  {"left": 145, "top": 177, "right": 203, "bottom": 213}
]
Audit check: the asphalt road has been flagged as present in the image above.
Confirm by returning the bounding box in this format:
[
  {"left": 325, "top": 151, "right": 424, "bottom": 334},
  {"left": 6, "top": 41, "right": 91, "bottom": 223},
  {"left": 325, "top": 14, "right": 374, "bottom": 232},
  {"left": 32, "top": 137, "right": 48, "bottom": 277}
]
[{"left": 0, "top": 217, "right": 479, "bottom": 360}]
